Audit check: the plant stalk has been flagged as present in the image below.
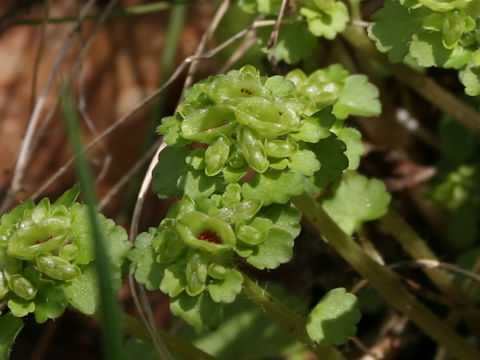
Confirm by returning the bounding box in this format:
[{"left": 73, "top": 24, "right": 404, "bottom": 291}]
[
  {"left": 241, "top": 275, "right": 347, "bottom": 360},
  {"left": 293, "top": 193, "right": 480, "bottom": 360},
  {"left": 121, "top": 313, "right": 216, "bottom": 360}
]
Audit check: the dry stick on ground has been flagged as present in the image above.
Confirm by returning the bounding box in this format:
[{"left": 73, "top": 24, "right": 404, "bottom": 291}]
[
  {"left": 0, "top": 0, "right": 98, "bottom": 213},
  {"left": 27, "top": 18, "right": 282, "bottom": 202}
]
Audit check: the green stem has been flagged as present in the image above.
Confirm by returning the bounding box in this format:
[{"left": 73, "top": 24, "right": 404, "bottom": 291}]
[
  {"left": 241, "top": 275, "right": 346, "bottom": 360},
  {"left": 380, "top": 208, "right": 480, "bottom": 337},
  {"left": 121, "top": 313, "right": 216, "bottom": 360},
  {"left": 293, "top": 193, "right": 480, "bottom": 360},
  {"left": 342, "top": 26, "right": 480, "bottom": 135},
  {"left": 380, "top": 208, "right": 469, "bottom": 305},
  {"left": 13, "top": 1, "right": 192, "bottom": 25}
]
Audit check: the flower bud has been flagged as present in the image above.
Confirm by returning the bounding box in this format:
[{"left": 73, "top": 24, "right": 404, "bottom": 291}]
[
  {"left": 265, "top": 140, "right": 298, "bottom": 158},
  {"left": 36, "top": 254, "right": 81, "bottom": 281},
  {"left": 205, "top": 136, "right": 230, "bottom": 176},
  {"left": 9, "top": 274, "right": 36, "bottom": 300},
  {"left": 185, "top": 252, "right": 208, "bottom": 296},
  {"left": 238, "top": 127, "right": 269, "bottom": 173}
]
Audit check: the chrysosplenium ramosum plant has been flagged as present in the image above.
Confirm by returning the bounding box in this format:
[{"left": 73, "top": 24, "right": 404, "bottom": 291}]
[
  {"left": 368, "top": 0, "right": 480, "bottom": 95},
  {"left": 128, "top": 64, "right": 381, "bottom": 340},
  {"left": 0, "top": 186, "right": 131, "bottom": 323}
]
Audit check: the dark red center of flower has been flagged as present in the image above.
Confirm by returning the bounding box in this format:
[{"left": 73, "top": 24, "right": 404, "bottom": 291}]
[{"left": 197, "top": 230, "right": 221, "bottom": 244}]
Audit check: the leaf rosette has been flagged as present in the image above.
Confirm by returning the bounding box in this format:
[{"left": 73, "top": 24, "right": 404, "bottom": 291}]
[{"left": 0, "top": 187, "right": 131, "bottom": 322}]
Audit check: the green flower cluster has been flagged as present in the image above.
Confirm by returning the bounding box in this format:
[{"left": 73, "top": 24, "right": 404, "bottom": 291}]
[
  {"left": 0, "top": 187, "right": 131, "bottom": 323},
  {"left": 145, "top": 64, "right": 379, "bottom": 332},
  {"left": 158, "top": 66, "right": 337, "bottom": 181},
  {"left": 369, "top": 0, "right": 480, "bottom": 95},
  {"left": 129, "top": 185, "right": 301, "bottom": 332}
]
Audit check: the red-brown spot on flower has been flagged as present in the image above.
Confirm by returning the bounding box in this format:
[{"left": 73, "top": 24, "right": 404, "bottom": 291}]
[
  {"left": 197, "top": 230, "right": 221, "bottom": 244},
  {"left": 36, "top": 236, "right": 53, "bottom": 245}
]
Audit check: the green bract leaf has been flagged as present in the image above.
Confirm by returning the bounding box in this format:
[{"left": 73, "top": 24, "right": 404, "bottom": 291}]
[
  {"left": 290, "top": 108, "right": 335, "bottom": 143},
  {"left": 300, "top": 1, "right": 349, "bottom": 39},
  {"left": 52, "top": 184, "right": 80, "bottom": 207},
  {"left": 0, "top": 314, "right": 23, "bottom": 360},
  {"left": 152, "top": 146, "right": 189, "bottom": 198},
  {"left": 160, "top": 263, "right": 187, "bottom": 297},
  {"left": 242, "top": 171, "right": 305, "bottom": 206},
  {"left": 320, "top": 172, "right": 391, "bottom": 235},
  {"left": 459, "top": 64, "right": 480, "bottom": 96},
  {"left": 128, "top": 229, "right": 166, "bottom": 290},
  {"left": 257, "top": 24, "right": 319, "bottom": 64},
  {"left": 368, "top": 0, "right": 428, "bottom": 62},
  {"left": 288, "top": 148, "right": 321, "bottom": 176},
  {"left": 238, "top": 203, "right": 301, "bottom": 269},
  {"left": 208, "top": 268, "right": 243, "bottom": 303},
  {"left": 306, "top": 288, "right": 361, "bottom": 346},
  {"left": 333, "top": 127, "right": 363, "bottom": 170},
  {"left": 61, "top": 263, "right": 98, "bottom": 315},
  {"left": 157, "top": 115, "right": 189, "bottom": 146},
  {"left": 245, "top": 228, "right": 295, "bottom": 270},
  {"left": 170, "top": 292, "right": 223, "bottom": 333},
  {"left": 409, "top": 31, "right": 451, "bottom": 67},
  {"left": 258, "top": 203, "right": 302, "bottom": 239},
  {"left": 333, "top": 75, "right": 381, "bottom": 119},
  {"left": 23, "top": 267, "right": 67, "bottom": 323},
  {"left": 310, "top": 135, "right": 349, "bottom": 188}
]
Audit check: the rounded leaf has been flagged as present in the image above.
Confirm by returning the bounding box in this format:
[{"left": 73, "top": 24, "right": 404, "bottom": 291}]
[{"left": 306, "top": 288, "right": 361, "bottom": 346}]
